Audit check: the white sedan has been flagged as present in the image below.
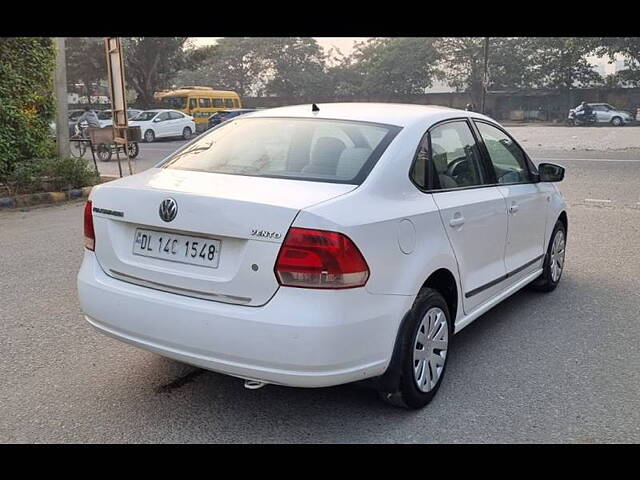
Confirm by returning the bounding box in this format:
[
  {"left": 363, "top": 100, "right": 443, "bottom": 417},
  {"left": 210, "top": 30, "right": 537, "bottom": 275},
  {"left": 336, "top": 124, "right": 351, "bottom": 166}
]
[
  {"left": 77, "top": 103, "right": 567, "bottom": 408},
  {"left": 129, "top": 109, "right": 196, "bottom": 143}
]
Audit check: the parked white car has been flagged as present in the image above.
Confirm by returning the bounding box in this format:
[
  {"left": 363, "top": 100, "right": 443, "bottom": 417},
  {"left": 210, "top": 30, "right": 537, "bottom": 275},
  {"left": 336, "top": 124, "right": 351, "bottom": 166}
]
[
  {"left": 78, "top": 103, "right": 568, "bottom": 408},
  {"left": 129, "top": 109, "right": 196, "bottom": 143}
]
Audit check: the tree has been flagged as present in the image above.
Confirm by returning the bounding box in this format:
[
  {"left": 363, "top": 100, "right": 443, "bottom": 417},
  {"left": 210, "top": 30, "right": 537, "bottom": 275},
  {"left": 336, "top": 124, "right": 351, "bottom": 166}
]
[
  {"left": 65, "top": 37, "right": 106, "bottom": 104},
  {"left": 122, "top": 37, "right": 188, "bottom": 108},
  {"left": 260, "top": 37, "right": 329, "bottom": 97},
  {"left": 433, "top": 37, "right": 487, "bottom": 106},
  {"left": 174, "top": 38, "right": 270, "bottom": 97},
  {"left": 595, "top": 37, "right": 640, "bottom": 86},
  {"left": 328, "top": 38, "right": 441, "bottom": 96},
  {"left": 528, "top": 37, "right": 601, "bottom": 90}
]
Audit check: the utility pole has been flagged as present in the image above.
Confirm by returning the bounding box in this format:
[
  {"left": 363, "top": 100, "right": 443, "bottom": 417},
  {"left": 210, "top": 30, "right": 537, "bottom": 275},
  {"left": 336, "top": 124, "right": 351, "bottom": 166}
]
[
  {"left": 481, "top": 37, "right": 490, "bottom": 114},
  {"left": 54, "top": 37, "right": 70, "bottom": 158}
]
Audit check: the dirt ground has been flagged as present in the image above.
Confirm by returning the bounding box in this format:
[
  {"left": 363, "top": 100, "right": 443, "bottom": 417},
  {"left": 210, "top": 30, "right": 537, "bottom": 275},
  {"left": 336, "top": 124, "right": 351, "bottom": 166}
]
[{"left": 505, "top": 124, "right": 640, "bottom": 151}]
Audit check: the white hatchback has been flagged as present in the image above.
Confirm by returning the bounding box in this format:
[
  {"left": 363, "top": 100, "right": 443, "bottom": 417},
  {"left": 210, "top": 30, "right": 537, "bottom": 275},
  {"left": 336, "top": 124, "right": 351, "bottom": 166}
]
[
  {"left": 78, "top": 103, "right": 567, "bottom": 408},
  {"left": 129, "top": 109, "right": 196, "bottom": 143}
]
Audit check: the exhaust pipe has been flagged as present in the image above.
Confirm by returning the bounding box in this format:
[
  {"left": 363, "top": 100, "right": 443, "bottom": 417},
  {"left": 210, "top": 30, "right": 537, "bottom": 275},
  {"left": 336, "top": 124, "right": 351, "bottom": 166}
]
[{"left": 244, "top": 379, "right": 267, "bottom": 390}]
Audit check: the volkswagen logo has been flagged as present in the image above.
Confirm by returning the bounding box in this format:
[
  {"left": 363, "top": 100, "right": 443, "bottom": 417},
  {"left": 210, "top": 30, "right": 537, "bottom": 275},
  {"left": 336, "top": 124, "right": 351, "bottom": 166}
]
[{"left": 159, "top": 198, "right": 178, "bottom": 222}]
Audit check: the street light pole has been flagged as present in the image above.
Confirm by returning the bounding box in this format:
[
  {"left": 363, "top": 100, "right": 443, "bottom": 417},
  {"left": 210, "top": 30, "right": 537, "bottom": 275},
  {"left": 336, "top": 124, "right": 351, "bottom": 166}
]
[
  {"left": 481, "top": 37, "right": 490, "bottom": 114},
  {"left": 54, "top": 37, "right": 70, "bottom": 158}
]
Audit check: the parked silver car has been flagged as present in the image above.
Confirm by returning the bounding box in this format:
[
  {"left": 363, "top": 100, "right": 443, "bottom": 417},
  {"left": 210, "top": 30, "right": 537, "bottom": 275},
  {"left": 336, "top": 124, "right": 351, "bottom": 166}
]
[{"left": 588, "top": 103, "right": 635, "bottom": 126}]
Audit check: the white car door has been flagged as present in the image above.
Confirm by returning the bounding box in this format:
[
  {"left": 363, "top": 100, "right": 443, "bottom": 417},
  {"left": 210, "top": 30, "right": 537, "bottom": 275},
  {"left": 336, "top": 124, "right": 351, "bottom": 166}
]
[
  {"left": 153, "top": 112, "right": 172, "bottom": 137},
  {"left": 170, "top": 111, "right": 187, "bottom": 135},
  {"left": 426, "top": 120, "right": 509, "bottom": 313},
  {"left": 473, "top": 120, "right": 548, "bottom": 281}
]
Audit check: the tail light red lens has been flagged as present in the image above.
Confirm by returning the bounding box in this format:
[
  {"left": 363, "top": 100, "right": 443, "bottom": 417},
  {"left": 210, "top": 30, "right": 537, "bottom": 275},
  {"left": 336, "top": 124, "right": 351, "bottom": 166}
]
[
  {"left": 84, "top": 200, "right": 95, "bottom": 251},
  {"left": 274, "top": 227, "right": 369, "bottom": 289}
]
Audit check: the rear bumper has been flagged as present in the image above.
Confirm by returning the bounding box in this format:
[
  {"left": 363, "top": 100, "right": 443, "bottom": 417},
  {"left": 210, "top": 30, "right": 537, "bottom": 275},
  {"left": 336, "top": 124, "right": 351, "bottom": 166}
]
[{"left": 77, "top": 252, "right": 413, "bottom": 388}]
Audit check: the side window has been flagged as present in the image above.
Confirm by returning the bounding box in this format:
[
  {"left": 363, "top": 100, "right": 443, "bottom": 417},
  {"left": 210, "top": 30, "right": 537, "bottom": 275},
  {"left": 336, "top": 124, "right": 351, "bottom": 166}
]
[
  {"left": 199, "top": 98, "right": 211, "bottom": 108},
  {"left": 475, "top": 121, "right": 530, "bottom": 184},
  {"left": 429, "top": 121, "right": 485, "bottom": 190},
  {"left": 189, "top": 98, "right": 197, "bottom": 110},
  {"left": 157, "top": 112, "right": 171, "bottom": 122},
  {"left": 169, "top": 112, "right": 184, "bottom": 120},
  {"left": 213, "top": 98, "right": 224, "bottom": 108},
  {"left": 224, "top": 98, "right": 234, "bottom": 108},
  {"left": 232, "top": 98, "right": 240, "bottom": 108}
]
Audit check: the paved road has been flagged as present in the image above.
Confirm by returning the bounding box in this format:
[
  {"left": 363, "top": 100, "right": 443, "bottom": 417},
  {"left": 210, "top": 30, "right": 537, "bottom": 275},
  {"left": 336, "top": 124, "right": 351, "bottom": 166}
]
[{"left": 2, "top": 137, "right": 640, "bottom": 442}]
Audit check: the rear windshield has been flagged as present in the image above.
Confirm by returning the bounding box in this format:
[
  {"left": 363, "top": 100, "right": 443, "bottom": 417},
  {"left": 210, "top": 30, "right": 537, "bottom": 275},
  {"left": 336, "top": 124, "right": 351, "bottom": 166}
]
[{"left": 162, "top": 117, "right": 401, "bottom": 184}]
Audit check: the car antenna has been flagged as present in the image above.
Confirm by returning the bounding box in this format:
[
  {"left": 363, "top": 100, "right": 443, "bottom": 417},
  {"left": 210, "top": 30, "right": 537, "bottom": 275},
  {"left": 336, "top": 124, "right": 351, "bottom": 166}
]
[{"left": 312, "top": 103, "right": 320, "bottom": 112}]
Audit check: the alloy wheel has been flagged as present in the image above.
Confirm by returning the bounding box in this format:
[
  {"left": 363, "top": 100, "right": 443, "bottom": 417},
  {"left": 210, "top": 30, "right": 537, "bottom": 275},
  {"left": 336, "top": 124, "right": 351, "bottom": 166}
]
[{"left": 550, "top": 230, "right": 565, "bottom": 282}]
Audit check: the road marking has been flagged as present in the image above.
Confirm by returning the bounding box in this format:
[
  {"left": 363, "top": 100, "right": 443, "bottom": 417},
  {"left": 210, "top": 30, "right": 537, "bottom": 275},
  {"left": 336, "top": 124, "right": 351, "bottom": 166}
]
[
  {"left": 584, "top": 198, "right": 612, "bottom": 203},
  {"left": 534, "top": 157, "right": 640, "bottom": 163}
]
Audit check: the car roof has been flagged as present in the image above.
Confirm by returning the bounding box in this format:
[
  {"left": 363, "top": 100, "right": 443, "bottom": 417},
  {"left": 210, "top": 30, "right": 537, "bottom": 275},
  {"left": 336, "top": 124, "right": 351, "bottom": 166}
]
[{"left": 244, "top": 102, "right": 490, "bottom": 127}]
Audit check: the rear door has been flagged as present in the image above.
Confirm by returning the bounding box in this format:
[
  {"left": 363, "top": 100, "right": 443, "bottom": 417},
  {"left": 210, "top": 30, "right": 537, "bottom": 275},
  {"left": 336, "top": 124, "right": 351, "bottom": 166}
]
[
  {"left": 427, "top": 119, "right": 509, "bottom": 313},
  {"left": 473, "top": 120, "right": 548, "bottom": 282}
]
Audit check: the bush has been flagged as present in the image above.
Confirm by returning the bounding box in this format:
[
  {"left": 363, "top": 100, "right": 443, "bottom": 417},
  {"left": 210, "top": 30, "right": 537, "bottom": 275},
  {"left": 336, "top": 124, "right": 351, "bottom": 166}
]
[
  {"left": 3, "top": 156, "right": 100, "bottom": 195},
  {"left": 0, "top": 37, "right": 56, "bottom": 180}
]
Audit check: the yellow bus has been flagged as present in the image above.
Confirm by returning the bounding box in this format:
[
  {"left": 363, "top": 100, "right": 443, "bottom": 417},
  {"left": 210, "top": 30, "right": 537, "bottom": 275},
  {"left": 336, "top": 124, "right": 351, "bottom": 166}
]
[{"left": 154, "top": 86, "right": 242, "bottom": 132}]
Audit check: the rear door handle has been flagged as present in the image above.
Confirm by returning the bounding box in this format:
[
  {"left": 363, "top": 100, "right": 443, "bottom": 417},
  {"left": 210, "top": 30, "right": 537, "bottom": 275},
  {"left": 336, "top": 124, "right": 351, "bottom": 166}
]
[
  {"left": 509, "top": 203, "right": 519, "bottom": 214},
  {"left": 449, "top": 215, "right": 465, "bottom": 227}
]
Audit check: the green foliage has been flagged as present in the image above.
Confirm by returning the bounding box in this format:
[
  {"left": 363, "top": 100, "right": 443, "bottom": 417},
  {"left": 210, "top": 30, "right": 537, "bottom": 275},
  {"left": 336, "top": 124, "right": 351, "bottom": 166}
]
[
  {"left": 595, "top": 37, "right": 640, "bottom": 86},
  {"left": 65, "top": 37, "right": 107, "bottom": 103},
  {"left": 123, "top": 37, "right": 189, "bottom": 108},
  {"left": 4, "top": 156, "right": 99, "bottom": 195},
  {"left": 330, "top": 38, "right": 441, "bottom": 95},
  {"left": 0, "top": 37, "right": 56, "bottom": 179}
]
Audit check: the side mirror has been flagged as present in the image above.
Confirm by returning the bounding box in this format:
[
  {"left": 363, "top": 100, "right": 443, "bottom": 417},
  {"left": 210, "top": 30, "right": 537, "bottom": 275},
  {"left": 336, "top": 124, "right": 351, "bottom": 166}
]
[
  {"left": 538, "top": 162, "right": 565, "bottom": 182},
  {"left": 153, "top": 117, "right": 161, "bottom": 123}
]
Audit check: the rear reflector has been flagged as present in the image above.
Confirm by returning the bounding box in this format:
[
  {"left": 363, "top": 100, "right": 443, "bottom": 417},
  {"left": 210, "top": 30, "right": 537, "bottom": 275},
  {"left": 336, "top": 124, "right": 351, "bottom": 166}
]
[
  {"left": 274, "top": 227, "right": 369, "bottom": 289},
  {"left": 84, "top": 201, "right": 95, "bottom": 251}
]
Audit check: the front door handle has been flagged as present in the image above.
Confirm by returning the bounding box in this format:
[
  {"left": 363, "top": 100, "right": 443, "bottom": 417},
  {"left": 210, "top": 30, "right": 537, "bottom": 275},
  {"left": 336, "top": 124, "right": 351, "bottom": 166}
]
[
  {"left": 449, "top": 215, "right": 465, "bottom": 227},
  {"left": 509, "top": 203, "right": 519, "bottom": 214}
]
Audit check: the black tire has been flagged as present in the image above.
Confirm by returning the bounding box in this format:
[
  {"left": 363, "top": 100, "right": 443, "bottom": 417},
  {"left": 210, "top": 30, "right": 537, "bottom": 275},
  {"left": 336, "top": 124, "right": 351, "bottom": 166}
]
[
  {"left": 182, "top": 127, "right": 192, "bottom": 140},
  {"left": 95, "top": 143, "right": 112, "bottom": 162},
  {"left": 531, "top": 220, "right": 566, "bottom": 292},
  {"left": 127, "top": 142, "right": 139, "bottom": 159},
  {"left": 144, "top": 129, "right": 155, "bottom": 143},
  {"left": 70, "top": 139, "right": 86, "bottom": 158},
  {"left": 611, "top": 116, "right": 623, "bottom": 127},
  {"left": 378, "top": 288, "right": 452, "bottom": 409}
]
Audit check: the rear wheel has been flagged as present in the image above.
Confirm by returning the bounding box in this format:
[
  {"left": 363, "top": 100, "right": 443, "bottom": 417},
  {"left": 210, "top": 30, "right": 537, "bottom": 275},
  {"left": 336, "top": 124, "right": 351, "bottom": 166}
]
[
  {"left": 531, "top": 220, "right": 566, "bottom": 292},
  {"left": 70, "top": 139, "right": 86, "bottom": 158},
  {"left": 182, "top": 127, "right": 192, "bottom": 140},
  {"left": 379, "top": 288, "right": 451, "bottom": 409},
  {"left": 127, "top": 142, "right": 139, "bottom": 159},
  {"left": 95, "top": 143, "right": 112, "bottom": 162},
  {"left": 144, "top": 129, "right": 155, "bottom": 143},
  {"left": 611, "top": 116, "right": 623, "bottom": 127}
]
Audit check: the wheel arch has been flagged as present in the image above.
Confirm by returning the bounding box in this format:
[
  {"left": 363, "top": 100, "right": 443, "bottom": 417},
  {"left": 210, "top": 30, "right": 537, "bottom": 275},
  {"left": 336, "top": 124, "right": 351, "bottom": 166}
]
[
  {"left": 558, "top": 210, "right": 568, "bottom": 235},
  {"left": 366, "top": 266, "right": 459, "bottom": 394}
]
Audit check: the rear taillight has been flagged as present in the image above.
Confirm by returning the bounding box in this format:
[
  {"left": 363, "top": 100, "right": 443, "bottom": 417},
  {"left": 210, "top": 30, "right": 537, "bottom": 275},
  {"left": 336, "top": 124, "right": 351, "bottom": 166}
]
[
  {"left": 84, "top": 201, "right": 95, "bottom": 251},
  {"left": 274, "top": 227, "right": 369, "bottom": 289}
]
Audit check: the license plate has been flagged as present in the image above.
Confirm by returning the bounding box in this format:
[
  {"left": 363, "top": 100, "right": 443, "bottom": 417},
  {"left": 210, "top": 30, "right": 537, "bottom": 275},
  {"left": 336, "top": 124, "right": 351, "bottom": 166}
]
[{"left": 133, "top": 228, "right": 221, "bottom": 268}]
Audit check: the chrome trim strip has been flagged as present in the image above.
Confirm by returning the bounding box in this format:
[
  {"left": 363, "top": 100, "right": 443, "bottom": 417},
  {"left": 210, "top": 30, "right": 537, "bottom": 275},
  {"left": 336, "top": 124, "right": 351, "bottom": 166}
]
[{"left": 108, "top": 269, "right": 252, "bottom": 305}]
